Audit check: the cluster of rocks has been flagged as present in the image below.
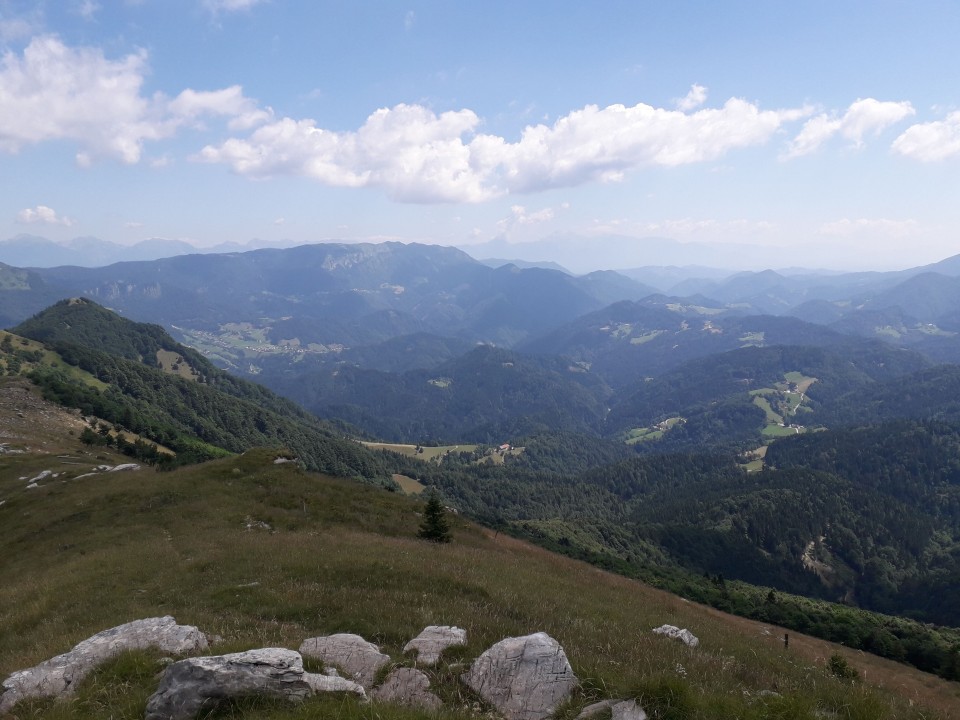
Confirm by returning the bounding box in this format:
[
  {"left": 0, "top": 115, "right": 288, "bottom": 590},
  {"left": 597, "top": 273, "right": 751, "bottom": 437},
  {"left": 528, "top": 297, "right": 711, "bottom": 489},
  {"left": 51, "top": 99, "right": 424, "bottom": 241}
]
[
  {"left": 16, "top": 462, "right": 141, "bottom": 488},
  {"left": 0, "top": 442, "right": 25, "bottom": 455},
  {"left": 1, "top": 617, "right": 700, "bottom": 720}
]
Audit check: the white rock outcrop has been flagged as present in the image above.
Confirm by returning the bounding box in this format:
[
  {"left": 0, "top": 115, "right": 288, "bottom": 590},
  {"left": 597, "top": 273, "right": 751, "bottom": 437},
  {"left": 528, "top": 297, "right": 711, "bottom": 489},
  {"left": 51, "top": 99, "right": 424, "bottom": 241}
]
[
  {"left": 298, "top": 633, "right": 390, "bottom": 689},
  {"left": 652, "top": 624, "right": 699, "bottom": 648},
  {"left": 404, "top": 625, "right": 467, "bottom": 665},
  {"left": 0, "top": 616, "right": 208, "bottom": 713},
  {"left": 463, "top": 632, "right": 577, "bottom": 720}
]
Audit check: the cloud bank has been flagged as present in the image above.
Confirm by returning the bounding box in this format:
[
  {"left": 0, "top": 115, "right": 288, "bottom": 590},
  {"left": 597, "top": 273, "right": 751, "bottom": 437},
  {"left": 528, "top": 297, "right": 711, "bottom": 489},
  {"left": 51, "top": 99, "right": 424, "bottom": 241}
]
[
  {"left": 783, "top": 98, "right": 915, "bottom": 158},
  {"left": 2, "top": 34, "right": 958, "bottom": 207},
  {"left": 0, "top": 35, "right": 267, "bottom": 164},
  {"left": 199, "top": 97, "right": 810, "bottom": 202}
]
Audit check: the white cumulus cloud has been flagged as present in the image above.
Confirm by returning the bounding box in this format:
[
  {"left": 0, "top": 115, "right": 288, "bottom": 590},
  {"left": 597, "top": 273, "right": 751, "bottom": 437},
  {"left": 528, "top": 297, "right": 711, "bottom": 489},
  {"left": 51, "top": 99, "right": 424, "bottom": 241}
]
[
  {"left": 197, "top": 104, "right": 494, "bottom": 203},
  {"left": 490, "top": 98, "right": 807, "bottom": 193},
  {"left": 16, "top": 205, "right": 75, "bottom": 226},
  {"left": 891, "top": 111, "right": 960, "bottom": 161},
  {"left": 199, "top": 97, "right": 808, "bottom": 203},
  {"left": 675, "top": 84, "right": 707, "bottom": 111},
  {"left": 784, "top": 98, "right": 915, "bottom": 158},
  {"left": 0, "top": 36, "right": 156, "bottom": 163},
  {"left": 168, "top": 86, "right": 273, "bottom": 130},
  {"left": 0, "top": 35, "right": 270, "bottom": 164}
]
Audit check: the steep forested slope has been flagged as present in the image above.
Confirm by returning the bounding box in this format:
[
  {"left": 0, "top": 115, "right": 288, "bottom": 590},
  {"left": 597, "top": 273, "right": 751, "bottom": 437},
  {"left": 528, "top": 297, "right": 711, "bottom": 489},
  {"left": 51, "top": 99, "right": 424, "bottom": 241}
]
[
  {"left": 260, "top": 344, "right": 612, "bottom": 443},
  {"left": 10, "top": 300, "right": 388, "bottom": 478}
]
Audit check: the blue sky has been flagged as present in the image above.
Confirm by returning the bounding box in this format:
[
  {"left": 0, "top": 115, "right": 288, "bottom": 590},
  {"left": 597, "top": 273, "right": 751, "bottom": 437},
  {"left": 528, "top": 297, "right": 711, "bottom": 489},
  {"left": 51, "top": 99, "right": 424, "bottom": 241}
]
[{"left": 1, "top": 0, "right": 959, "bottom": 270}]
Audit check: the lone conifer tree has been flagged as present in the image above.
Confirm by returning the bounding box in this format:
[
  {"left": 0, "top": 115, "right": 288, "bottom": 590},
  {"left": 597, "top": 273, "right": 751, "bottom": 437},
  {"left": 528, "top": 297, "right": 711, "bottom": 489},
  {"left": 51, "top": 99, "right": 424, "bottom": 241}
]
[{"left": 418, "top": 491, "right": 451, "bottom": 543}]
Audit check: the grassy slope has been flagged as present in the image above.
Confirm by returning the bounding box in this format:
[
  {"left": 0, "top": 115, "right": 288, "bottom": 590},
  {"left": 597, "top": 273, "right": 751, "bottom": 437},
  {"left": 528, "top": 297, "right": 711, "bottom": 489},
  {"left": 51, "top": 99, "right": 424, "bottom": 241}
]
[{"left": 2, "top": 429, "right": 959, "bottom": 719}]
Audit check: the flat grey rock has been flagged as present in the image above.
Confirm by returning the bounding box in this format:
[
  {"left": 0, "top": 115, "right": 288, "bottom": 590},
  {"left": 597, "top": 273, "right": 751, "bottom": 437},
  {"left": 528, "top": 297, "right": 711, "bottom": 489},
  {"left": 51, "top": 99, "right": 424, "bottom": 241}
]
[
  {"left": 372, "top": 667, "right": 442, "bottom": 711},
  {"left": 299, "top": 633, "right": 390, "bottom": 689},
  {"left": 0, "top": 616, "right": 207, "bottom": 714},
  {"left": 404, "top": 625, "right": 467, "bottom": 665},
  {"left": 463, "top": 632, "right": 577, "bottom": 720},
  {"left": 144, "top": 648, "right": 309, "bottom": 720}
]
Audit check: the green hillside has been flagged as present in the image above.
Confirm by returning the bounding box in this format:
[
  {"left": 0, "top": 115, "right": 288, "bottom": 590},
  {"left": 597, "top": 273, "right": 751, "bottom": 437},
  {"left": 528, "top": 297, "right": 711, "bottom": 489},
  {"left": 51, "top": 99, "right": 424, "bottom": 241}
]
[
  {"left": 6, "top": 301, "right": 389, "bottom": 479},
  {"left": 1, "top": 443, "right": 957, "bottom": 719}
]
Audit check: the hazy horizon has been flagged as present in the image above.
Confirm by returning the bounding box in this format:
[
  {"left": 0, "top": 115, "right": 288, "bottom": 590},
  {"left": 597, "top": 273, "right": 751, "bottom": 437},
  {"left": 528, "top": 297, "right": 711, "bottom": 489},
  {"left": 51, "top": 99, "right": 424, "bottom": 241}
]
[{"left": 3, "top": 230, "right": 956, "bottom": 276}]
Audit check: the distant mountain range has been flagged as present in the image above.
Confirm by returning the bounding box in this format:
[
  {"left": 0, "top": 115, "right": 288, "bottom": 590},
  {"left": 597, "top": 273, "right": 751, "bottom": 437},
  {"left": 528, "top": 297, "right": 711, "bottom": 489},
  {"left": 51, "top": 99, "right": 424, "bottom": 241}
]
[
  {"left": 0, "top": 242, "right": 660, "bottom": 347},
  {"left": 2, "top": 242, "right": 960, "bottom": 401},
  {"left": 460, "top": 232, "right": 910, "bottom": 274},
  {"left": 0, "top": 234, "right": 304, "bottom": 269}
]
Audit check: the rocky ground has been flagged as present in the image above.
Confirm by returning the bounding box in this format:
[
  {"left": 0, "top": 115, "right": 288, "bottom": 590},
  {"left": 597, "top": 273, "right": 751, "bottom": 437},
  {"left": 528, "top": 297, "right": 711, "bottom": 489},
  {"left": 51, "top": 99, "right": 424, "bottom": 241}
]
[
  {"left": 0, "top": 377, "right": 88, "bottom": 454},
  {"left": 0, "top": 377, "right": 142, "bottom": 505}
]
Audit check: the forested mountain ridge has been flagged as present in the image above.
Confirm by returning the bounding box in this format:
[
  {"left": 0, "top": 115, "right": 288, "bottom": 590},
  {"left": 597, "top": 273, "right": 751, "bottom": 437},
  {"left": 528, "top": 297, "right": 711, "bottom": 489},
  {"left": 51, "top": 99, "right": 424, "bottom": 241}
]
[
  {"left": 7, "top": 301, "right": 390, "bottom": 478},
  {"left": 519, "top": 302, "right": 918, "bottom": 389},
  {"left": 14, "top": 297, "right": 200, "bottom": 367},
  {"left": 606, "top": 341, "right": 930, "bottom": 448},
  {"left": 259, "top": 343, "right": 612, "bottom": 443},
  {"left": 10, "top": 242, "right": 655, "bottom": 349}
]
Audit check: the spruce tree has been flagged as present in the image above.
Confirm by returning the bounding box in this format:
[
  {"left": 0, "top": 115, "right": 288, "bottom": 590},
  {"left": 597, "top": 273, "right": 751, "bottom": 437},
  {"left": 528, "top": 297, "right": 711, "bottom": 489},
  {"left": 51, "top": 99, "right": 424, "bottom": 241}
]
[{"left": 418, "top": 491, "right": 452, "bottom": 543}]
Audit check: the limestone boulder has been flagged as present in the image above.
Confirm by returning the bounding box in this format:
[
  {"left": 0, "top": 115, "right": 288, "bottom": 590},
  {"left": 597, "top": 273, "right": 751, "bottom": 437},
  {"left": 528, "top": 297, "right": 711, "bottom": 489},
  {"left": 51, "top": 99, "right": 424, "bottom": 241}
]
[
  {"left": 463, "top": 632, "right": 577, "bottom": 720},
  {"left": 0, "top": 616, "right": 207, "bottom": 714},
  {"left": 404, "top": 625, "right": 467, "bottom": 665},
  {"left": 299, "top": 633, "right": 389, "bottom": 689},
  {"left": 303, "top": 671, "right": 367, "bottom": 699},
  {"left": 372, "top": 667, "right": 442, "bottom": 711},
  {"left": 651, "top": 625, "right": 699, "bottom": 648},
  {"left": 144, "top": 648, "right": 309, "bottom": 720}
]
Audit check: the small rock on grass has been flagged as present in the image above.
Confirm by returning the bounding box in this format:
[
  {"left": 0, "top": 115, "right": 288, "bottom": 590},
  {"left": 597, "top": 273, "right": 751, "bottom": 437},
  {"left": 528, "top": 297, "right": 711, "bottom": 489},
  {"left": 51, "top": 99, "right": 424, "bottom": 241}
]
[{"left": 404, "top": 625, "right": 467, "bottom": 665}]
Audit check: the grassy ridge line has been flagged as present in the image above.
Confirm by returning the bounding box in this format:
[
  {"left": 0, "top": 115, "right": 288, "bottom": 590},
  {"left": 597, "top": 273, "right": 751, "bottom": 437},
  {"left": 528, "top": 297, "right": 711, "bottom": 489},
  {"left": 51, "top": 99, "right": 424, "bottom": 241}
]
[{"left": 0, "top": 449, "right": 955, "bottom": 719}]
